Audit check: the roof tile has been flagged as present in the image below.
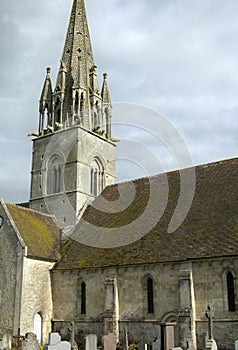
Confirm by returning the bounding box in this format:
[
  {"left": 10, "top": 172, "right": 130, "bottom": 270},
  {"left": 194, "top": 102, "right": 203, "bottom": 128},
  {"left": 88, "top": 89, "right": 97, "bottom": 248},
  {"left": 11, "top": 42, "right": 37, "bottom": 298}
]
[
  {"left": 55, "top": 158, "right": 238, "bottom": 269},
  {"left": 6, "top": 204, "right": 60, "bottom": 261}
]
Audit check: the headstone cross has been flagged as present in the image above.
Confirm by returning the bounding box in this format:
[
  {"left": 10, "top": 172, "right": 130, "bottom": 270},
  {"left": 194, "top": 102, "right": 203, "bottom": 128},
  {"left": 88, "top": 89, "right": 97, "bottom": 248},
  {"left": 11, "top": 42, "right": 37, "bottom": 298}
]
[
  {"left": 69, "top": 321, "right": 75, "bottom": 343},
  {"left": 13, "top": 328, "right": 22, "bottom": 347},
  {"left": 205, "top": 305, "right": 214, "bottom": 340}
]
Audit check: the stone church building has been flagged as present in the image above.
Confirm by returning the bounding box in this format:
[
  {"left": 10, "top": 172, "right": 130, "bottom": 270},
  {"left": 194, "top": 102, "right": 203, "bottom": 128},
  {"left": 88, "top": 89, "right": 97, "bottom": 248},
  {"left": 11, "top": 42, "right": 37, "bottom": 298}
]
[{"left": 0, "top": 0, "right": 238, "bottom": 349}]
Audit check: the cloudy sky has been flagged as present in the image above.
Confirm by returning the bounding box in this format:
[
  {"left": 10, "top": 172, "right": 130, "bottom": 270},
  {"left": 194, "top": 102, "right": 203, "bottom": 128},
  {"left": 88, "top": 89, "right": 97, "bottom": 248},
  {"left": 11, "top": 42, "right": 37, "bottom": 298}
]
[{"left": 1, "top": 0, "right": 238, "bottom": 203}]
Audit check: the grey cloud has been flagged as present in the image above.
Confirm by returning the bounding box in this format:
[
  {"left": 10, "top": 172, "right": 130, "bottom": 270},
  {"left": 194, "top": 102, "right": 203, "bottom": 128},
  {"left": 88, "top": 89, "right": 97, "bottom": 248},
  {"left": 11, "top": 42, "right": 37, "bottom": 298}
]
[{"left": 1, "top": 0, "right": 238, "bottom": 203}]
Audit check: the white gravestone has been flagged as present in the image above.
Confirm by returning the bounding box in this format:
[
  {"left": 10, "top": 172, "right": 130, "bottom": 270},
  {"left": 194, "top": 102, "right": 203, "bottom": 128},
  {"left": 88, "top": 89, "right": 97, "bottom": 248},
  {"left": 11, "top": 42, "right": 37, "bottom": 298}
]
[
  {"left": 44, "top": 332, "right": 70, "bottom": 350},
  {"left": 85, "top": 334, "right": 97, "bottom": 350}
]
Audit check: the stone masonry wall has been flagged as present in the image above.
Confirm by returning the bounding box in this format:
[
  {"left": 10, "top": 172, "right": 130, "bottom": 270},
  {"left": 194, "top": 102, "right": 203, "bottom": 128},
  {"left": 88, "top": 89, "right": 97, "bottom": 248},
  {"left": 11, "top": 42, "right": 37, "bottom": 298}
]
[
  {"left": 0, "top": 201, "right": 23, "bottom": 338},
  {"left": 51, "top": 263, "right": 181, "bottom": 346},
  {"left": 20, "top": 257, "right": 54, "bottom": 344},
  {"left": 52, "top": 257, "right": 238, "bottom": 350},
  {"left": 193, "top": 258, "right": 238, "bottom": 350},
  {"left": 30, "top": 126, "right": 116, "bottom": 227}
]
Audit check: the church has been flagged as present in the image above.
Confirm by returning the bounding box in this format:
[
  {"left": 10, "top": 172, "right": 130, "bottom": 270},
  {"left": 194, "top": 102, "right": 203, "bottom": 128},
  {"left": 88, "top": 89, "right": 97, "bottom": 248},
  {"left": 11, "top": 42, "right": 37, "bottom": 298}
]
[{"left": 0, "top": 0, "right": 238, "bottom": 349}]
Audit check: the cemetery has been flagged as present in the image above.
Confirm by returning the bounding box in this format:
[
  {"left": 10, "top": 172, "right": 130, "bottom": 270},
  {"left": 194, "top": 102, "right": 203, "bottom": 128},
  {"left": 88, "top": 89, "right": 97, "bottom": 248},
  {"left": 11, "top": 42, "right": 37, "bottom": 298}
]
[{"left": 0, "top": 309, "right": 224, "bottom": 350}]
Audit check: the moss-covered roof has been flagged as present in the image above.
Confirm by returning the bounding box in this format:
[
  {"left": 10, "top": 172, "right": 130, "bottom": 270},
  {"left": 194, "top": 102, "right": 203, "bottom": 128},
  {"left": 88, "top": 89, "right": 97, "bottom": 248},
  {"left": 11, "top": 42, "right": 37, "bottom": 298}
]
[
  {"left": 55, "top": 157, "right": 238, "bottom": 270},
  {"left": 6, "top": 204, "right": 60, "bottom": 261}
]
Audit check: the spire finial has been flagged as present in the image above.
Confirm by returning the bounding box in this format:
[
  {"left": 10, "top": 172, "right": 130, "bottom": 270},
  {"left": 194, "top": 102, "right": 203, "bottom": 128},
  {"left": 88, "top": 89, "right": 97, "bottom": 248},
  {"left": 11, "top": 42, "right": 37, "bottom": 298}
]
[{"left": 103, "top": 73, "right": 108, "bottom": 80}]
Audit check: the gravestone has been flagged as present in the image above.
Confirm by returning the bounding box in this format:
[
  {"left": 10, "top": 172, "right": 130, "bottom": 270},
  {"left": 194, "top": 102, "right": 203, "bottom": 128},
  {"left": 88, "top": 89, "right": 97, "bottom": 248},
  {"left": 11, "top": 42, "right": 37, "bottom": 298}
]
[
  {"left": 0, "top": 334, "right": 11, "bottom": 350},
  {"left": 138, "top": 341, "right": 147, "bottom": 350},
  {"left": 69, "top": 321, "right": 78, "bottom": 350},
  {"left": 152, "top": 338, "right": 160, "bottom": 350},
  {"left": 205, "top": 305, "right": 214, "bottom": 340},
  {"left": 234, "top": 340, "right": 238, "bottom": 350},
  {"left": 0, "top": 336, "right": 6, "bottom": 350},
  {"left": 21, "top": 333, "right": 39, "bottom": 350},
  {"left": 205, "top": 305, "right": 217, "bottom": 350},
  {"left": 103, "top": 333, "right": 117, "bottom": 350},
  {"left": 206, "top": 339, "right": 217, "bottom": 350},
  {"left": 85, "top": 334, "right": 97, "bottom": 350},
  {"left": 44, "top": 332, "right": 70, "bottom": 350}
]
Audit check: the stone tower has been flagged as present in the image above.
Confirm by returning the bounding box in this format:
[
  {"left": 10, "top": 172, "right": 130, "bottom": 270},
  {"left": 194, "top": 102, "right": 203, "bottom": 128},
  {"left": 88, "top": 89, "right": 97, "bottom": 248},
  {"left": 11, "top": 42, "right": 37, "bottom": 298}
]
[{"left": 29, "top": 0, "right": 116, "bottom": 229}]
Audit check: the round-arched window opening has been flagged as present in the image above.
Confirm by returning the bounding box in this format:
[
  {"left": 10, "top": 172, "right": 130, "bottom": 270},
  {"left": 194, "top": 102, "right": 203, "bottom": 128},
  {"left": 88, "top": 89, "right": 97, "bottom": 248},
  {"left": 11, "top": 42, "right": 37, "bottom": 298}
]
[{"left": 0, "top": 216, "right": 3, "bottom": 228}]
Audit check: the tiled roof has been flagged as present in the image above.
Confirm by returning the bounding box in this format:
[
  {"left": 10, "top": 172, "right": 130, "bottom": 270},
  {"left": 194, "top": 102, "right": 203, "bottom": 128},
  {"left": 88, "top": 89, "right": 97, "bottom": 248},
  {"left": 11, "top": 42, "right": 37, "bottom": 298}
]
[
  {"left": 55, "top": 157, "right": 238, "bottom": 270},
  {"left": 6, "top": 204, "right": 60, "bottom": 261}
]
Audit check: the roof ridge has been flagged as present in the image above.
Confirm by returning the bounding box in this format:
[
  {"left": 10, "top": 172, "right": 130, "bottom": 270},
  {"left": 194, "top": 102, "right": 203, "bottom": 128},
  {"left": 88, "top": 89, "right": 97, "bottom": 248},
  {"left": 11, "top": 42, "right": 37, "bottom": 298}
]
[
  {"left": 103, "top": 156, "right": 238, "bottom": 191},
  {"left": 7, "top": 203, "right": 56, "bottom": 219}
]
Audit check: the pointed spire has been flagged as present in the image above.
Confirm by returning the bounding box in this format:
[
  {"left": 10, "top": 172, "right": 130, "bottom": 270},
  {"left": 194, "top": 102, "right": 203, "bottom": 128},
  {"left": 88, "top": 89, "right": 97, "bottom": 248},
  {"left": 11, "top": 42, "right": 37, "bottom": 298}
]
[
  {"left": 59, "top": 0, "right": 94, "bottom": 81},
  {"left": 90, "top": 65, "right": 100, "bottom": 95},
  {"left": 53, "top": 0, "right": 100, "bottom": 129},
  {"left": 101, "top": 73, "right": 112, "bottom": 139},
  {"left": 36, "top": 0, "right": 113, "bottom": 137},
  {"left": 55, "top": 60, "right": 67, "bottom": 93},
  {"left": 101, "top": 73, "right": 112, "bottom": 106},
  {"left": 39, "top": 68, "right": 53, "bottom": 135},
  {"left": 39, "top": 67, "right": 52, "bottom": 113}
]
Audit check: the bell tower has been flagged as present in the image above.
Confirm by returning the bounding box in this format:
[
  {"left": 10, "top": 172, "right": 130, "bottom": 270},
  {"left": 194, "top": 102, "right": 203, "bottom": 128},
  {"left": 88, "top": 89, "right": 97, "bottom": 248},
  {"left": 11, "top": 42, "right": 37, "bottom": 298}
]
[{"left": 29, "top": 0, "right": 116, "bottom": 229}]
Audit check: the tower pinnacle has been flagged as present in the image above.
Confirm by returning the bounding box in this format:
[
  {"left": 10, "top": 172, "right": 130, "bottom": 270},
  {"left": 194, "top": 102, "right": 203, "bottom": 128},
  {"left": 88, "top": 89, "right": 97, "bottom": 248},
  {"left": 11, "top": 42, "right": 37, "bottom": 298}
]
[{"left": 38, "top": 0, "right": 112, "bottom": 138}]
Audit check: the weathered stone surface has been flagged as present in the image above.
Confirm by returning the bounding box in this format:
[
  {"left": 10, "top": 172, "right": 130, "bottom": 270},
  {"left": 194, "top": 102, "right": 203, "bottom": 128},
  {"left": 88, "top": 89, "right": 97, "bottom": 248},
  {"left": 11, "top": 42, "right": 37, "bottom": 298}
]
[
  {"left": 0, "top": 199, "right": 57, "bottom": 344},
  {"left": 138, "top": 341, "right": 146, "bottom": 350},
  {"left": 52, "top": 257, "right": 238, "bottom": 349},
  {"left": 21, "top": 332, "right": 39, "bottom": 350},
  {"left": 151, "top": 338, "right": 160, "bottom": 350},
  {"left": 0, "top": 201, "right": 21, "bottom": 337},
  {"left": 30, "top": 126, "right": 116, "bottom": 228},
  {"left": 20, "top": 258, "right": 54, "bottom": 344},
  {"left": 0, "top": 334, "right": 11, "bottom": 350}
]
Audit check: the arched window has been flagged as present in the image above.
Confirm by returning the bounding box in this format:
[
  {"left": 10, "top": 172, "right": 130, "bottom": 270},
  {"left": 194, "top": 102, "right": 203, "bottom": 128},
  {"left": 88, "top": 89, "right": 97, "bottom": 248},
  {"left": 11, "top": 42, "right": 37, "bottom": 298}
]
[
  {"left": 105, "top": 108, "right": 111, "bottom": 139},
  {"left": 54, "top": 97, "right": 61, "bottom": 125},
  {"left": 227, "top": 272, "right": 236, "bottom": 311},
  {"left": 75, "top": 91, "right": 79, "bottom": 116},
  {"left": 81, "top": 282, "right": 86, "bottom": 314},
  {"left": 147, "top": 278, "right": 154, "bottom": 314},
  {"left": 80, "top": 93, "right": 84, "bottom": 118},
  {"left": 34, "top": 313, "right": 42, "bottom": 344},
  {"left": 47, "top": 154, "right": 64, "bottom": 195},
  {"left": 93, "top": 111, "right": 98, "bottom": 130},
  {"left": 93, "top": 101, "right": 101, "bottom": 131},
  {"left": 90, "top": 158, "right": 104, "bottom": 196}
]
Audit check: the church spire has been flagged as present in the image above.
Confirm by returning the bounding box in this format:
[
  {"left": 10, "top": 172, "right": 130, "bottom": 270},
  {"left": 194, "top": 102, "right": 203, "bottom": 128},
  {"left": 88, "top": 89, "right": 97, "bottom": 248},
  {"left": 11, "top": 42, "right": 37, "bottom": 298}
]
[
  {"left": 58, "top": 0, "right": 94, "bottom": 82},
  {"left": 36, "top": 0, "right": 112, "bottom": 138},
  {"left": 30, "top": 0, "right": 116, "bottom": 224},
  {"left": 52, "top": 0, "right": 103, "bottom": 132}
]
